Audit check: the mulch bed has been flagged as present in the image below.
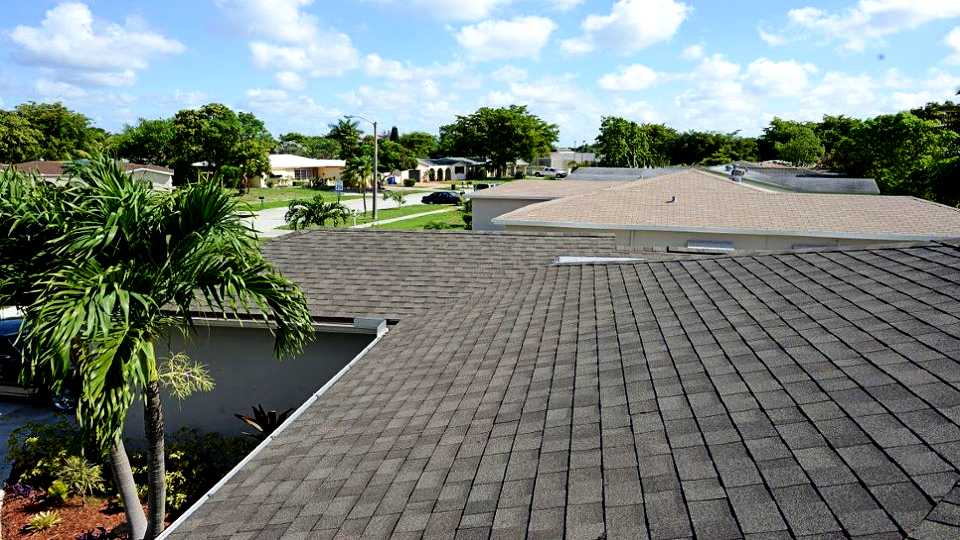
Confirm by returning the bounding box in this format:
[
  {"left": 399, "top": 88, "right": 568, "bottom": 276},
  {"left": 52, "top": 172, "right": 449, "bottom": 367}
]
[{"left": 2, "top": 492, "right": 129, "bottom": 539}]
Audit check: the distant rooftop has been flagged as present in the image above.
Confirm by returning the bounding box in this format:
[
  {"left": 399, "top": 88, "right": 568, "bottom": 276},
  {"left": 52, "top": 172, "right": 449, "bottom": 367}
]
[
  {"left": 269, "top": 154, "right": 346, "bottom": 169},
  {"left": 496, "top": 169, "right": 960, "bottom": 241},
  {"left": 721, "top": 163, "right": 881, "bottom": 194},
  {"left": 567, "top": 166, "right": 687, "bottom": 181},
  {"left": 469, "top": 179, "right": 626, "bottom": 201},
  {"left": 8, "top": 160, "right": 173, "bottom": 176}
]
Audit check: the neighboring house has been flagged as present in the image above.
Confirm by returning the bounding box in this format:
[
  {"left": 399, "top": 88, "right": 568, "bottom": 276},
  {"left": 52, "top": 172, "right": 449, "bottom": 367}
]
[
  {"left": 567, "top": 166, "right": 685, "bottom": 181},
  {"left": 714, "top": 162, "right": 881, "bottom": 194},
  {"left": 494, "top": 168, "right": 960, "bottom": 252},
  {"left": 125, "top": 229, "right": 624, "bottom": 437},
  {"left": 469, "top": 179, "right": 628, "bottom": 231},
  {"left": 8, "top": 160, "right": 174, "bottom": 189},
  {"left": 262, "top": 154, "right": 346, "bottom": 188},
  {"left": 403, "top": 157, "right": 485, "bottom": 183},
  {"left": 164, "top": 236, "right": 960, "bottom": 539},
  {"left": 538, "top": 147, "right": 596, "bottom": 169}
]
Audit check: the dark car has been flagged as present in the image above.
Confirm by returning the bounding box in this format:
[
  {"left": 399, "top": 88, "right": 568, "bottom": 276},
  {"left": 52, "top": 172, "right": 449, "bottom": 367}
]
[
  {"left": 0, "top": 319, "right": 34, "bottom": 398},
  {"left": 422, "top": 191, "right": 462, "bottom": 205}
]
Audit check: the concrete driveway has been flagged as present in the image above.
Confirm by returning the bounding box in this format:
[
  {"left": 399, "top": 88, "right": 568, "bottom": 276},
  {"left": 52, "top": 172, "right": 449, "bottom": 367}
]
[{"left": 250, "top": 192, "right": 429, "bottom": 238}]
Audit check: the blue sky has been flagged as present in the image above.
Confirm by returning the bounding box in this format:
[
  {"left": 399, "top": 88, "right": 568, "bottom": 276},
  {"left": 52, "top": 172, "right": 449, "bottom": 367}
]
[{"left": 1, "top": 0, "right": 959, "bottom": 144}]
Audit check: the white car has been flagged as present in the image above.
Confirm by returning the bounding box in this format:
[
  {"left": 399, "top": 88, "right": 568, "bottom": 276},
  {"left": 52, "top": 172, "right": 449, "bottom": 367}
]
[{"left": 534, "top": 167, "right": 568, "bottom": 178}]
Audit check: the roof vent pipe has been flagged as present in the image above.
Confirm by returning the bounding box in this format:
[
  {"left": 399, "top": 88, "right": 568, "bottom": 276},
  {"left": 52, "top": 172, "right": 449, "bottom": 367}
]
[{"left": 667, "top": 195, "right": 676, "bottom": 203}]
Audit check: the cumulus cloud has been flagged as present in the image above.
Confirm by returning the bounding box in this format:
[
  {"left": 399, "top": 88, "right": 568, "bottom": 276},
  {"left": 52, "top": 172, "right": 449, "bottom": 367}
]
[
  {"left": 10, "top": 2, "right": 183, "bottom": 87},
  {"left": 758, "top": 28, "right": 787, "bottom": 46},
  {"left": 217, "top": 0, "right": 359, "bottom": 84},
  {"left": 681, "top": 45, "right": 704, "bottom": 60},
  {"left": 457, "top": 16, "right": 556, "bottom": 61},
  {"left": 363, "top": 54, "right": 464, "bottom": 81},
  {"left": 786, "top": 1, "right": 960, "bottom": 52},
  {"left": 548, "top": 0, "right": 584, "bottom": 10},
  {"left": 947, "top": 27, "right": 960, "bottom": 64},
  {"left": 561, "top": 0, "right": 690, "bottom": 54},
  {"left": 490, "top": 65, "right": 528, "bottom": 81},
  {"left": 379, "top": 0, "right": 511, "bottom": 21},
  {"left": 745, "top": 58, "right": 817, "bottom": 97},
  {"left": 35, "top": 79, "right": 87, "bottom": 99},
  {"left": 598, "top": 64, "right": 659, "bottom": 91},
  {"left": 245, "top": 88, "right": 341, "bottom": 129}
]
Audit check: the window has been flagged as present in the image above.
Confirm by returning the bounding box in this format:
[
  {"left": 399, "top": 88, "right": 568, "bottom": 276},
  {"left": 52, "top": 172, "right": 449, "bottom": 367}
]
[
  {"left": 685, "top": 239, "right": 735, "bottom": 253},
  {"left": 454, "top": 166, "right": 465, "bottom": 174},
  {"left": 294, "top": 168, "right": 314, "bottom": 180}
]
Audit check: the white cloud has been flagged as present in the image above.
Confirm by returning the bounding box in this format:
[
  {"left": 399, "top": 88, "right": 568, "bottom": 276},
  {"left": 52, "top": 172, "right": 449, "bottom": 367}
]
[
  {"left": 681, "top": 45, "right": 704, "bottom": 60},
  {"left": 947, "top": 27, "right": 960, "bottom": 64},
  {"left": 786, "top": 1, "right": 960, "bottom": 52},
  {"left": 598, "top": 64, "right": 659, "bottom": 91},
  {"left": 172, "top": 89, "right": 208, "bottom": 107},
  {"left": 694, "top": 54, "right": 740, "bottom": 80},
  {"left": 562, "top": 0, "right": 690, "bottom": 54},
  {"left": 10, "top": 2, "right": 184, "bottom": 88},
  {"left": 456, "top": 16, "right": 556, "bottom": 61},
  {"left": 35, "top": 79, "right": 87, "bottom": 99},
  {"left": 218, "top": 0, "right": 359, "bottom": 84},
  {"left": 245, "top": 88, "right": 341, "bottom": 127},
  {"left": 758, "top": 28, "right": 786, "bottom": 46},
  {"left": 548, "top": 0, "right": 584, "bottom": 10},
  {"left": 745, "top": 58, "right": 817, "bottom": 97},
  {"left": 412, "top": 0, "right": 510, "bottom": 20},
  {"left": 490, "top": 65, "right": 528, "bottom": 81},
  {"left": 363, "top": 54, "right": 464, "bottom": 82}
]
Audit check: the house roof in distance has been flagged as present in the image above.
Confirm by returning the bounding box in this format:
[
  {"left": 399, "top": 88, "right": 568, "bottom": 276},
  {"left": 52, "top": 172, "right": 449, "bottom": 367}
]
[
  {"left": 567, "top": 166, "right": 686, "bottom": 181},
  {"left": 167, "top": 240, "right": 960, "bottom": 539},
  {"left": 269, "top": 154, "right": 346, "bottom": 169},
  {"left": 468, "top": 179, "right": 627, "bottom": 201},
  {"left": 721, "top": 163, "right": 881, "bottom": 194},
  {"left": 496, "top": 168, "right": 960, "bottom": 241},
  {"left": 9, "top": 160, "right": 173, "bottom": 176}
]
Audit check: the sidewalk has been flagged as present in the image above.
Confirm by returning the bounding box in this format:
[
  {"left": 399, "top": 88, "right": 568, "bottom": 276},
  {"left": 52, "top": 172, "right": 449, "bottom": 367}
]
[{"left": 351, "top": 207, "right": 456, "bottom": 229}]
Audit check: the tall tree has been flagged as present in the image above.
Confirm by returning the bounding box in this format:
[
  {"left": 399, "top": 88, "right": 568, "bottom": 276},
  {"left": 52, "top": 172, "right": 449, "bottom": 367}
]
[
  {"left": 594, "top": 118, "right": 677, "bottom": 168},
  {"left": 169, "top": 104, "right": 271, "bottom": 184},
  {"left": 13, "top": 102, "right": 102, "bottom": 160},
  {"left": 398, "top": 131, "right": 438, "bottom": 157},
  {"left": 389, "top": 126, "right": 400, "bottom": 142},
  {"left": 0, "top": 110, "right": 43, "bottom": 163},
  {"left": 327, "top": 118, "right": 362, "bottom": 160},
  {"left": 109, "top": 118, "right": 176, "bottom": 166},
  {"left": 438, "top": 105, "right": 557, "bottom": 177},
  {"left": 758, "top": 117, "right": 818, "bottom": 162},
  {"left": 775, "top": 126, "right": 824, "bottom": 167},
  {"left": 0, "top": 156, "right": 314, "bottom": 539}
]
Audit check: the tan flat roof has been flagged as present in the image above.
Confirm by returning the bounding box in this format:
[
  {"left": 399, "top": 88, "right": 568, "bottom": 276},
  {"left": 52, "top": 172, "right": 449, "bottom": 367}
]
[
  {"left": 494, "top": 169, "right": 960, "bottom": 240},
  {"left": 469, "top": 179, "right": 626, "bottom": 200}
]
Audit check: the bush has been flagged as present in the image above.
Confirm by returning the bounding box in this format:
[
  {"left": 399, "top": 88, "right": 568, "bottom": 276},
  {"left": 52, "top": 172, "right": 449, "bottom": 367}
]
[
  {"left": 266, "top": 179, "right": 275, "bottom": 188},
  {"left": 58, "top": 455, "right": 104, "bottom": 501},
  {"left": 450, "top": 183, "right": 457, "bottom": 190},
  {"left": 424, "top": 221, "right": 454, "bottom": 230},
  {"left": 403, "top": 178, "right": 416, "bottom": 187},
  {"left": 475, "top": 183, "right": 489, "bottom": 190},
  {"left": 6, "top": 420, "right": 95, "bottom": 488},
  {"left": 46, "top": 479, "right": 69, "bottom": 505},
  {"left": 513, "top": 171, "right": 525, "bottom": 179}
]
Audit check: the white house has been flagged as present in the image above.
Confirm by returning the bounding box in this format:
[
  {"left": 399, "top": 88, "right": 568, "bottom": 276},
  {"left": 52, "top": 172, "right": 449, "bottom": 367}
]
[
  {"left": 9, "top": 160, "right": 174, "bottom": 190},
  {"left": 262, "top": 154, "right": 346, "bottom": 188}
]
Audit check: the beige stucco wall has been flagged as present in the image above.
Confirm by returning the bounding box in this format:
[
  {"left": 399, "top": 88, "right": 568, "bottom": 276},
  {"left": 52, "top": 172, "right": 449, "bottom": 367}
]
[
  {"left": 473, "top": 198, "right": 548, "bottom": 231},
  {"left": 503, "top": 224, "right": 888, "bottom": 251},
  {"left": 256, "top": 166, "right": 344, "bottom": 188},
  {"left": 130, "top": 170, "right": 174, "bottom": 190},
  {"left": 124, "top": 326, "right": 373, "bottom": 439}
]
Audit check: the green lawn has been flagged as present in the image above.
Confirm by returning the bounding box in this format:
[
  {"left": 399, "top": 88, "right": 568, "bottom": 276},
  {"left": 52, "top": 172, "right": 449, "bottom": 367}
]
[
  {"left": 237, "top": 187, "right": 360, "bottom": 210},
  {"left": 279, "top": 204, "right": 459, "bottom": 230},
  {"left": 374, "top": 209, "right": 466, "bottom": 230}
]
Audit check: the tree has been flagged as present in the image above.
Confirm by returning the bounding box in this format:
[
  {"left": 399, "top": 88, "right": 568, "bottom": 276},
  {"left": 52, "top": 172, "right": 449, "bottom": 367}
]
[
  {"left": 382, "top": 190, "right": 404, "bottom": 207},
  {"left": 758, "top": 117, "right": 817, "bottom": 161},
  {"left": 593, "top": 117, "right": 675, "bottom": 167},
  {"left": 775, "top": 126, "right": 824, "bottom": 167},
  {"left": 285, "top": 196, "right": 351, "bottom": 229},
  {"left": 169, "top": 104, "right": 271, "bottom": 185},
  {"left": 668, "top": 131, "right": 757, "bottom": 165},
  {"left": 327, "top": 118, "right": 362, "bottom": 160},
  {"left": 389, "top": 126, "right": 400, "bottom": 142},
  {"left": 0, "top": 156, "right": 314, "bottom": 539},
  {"left": 109, "top": 119, "right": 176, "bottom": 166},
  {"left": 13, "top": 102, "right": 102, "bottom": 160},
  {"left": 814, "top": 115, "right": 862, "bottom": 171},
  {"left": 438, "top": 105, "right": 557, "bottom": 177},
  {"left": 398, "top": 131, "right": 438, "bottom": 157},
  {"left": 343, "top": 153, "right": 373, "bottom": 213},
  {"left": 377, "top": 140, "right": 418, "bottom": 172},
  {"left": 0, "top": 110, "right": 43, "bottom": 163}
]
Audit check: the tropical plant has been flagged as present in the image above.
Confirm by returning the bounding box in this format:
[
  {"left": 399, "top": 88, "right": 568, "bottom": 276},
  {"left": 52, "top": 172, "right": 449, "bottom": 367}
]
[
  {"left": 77, "top": 526, "right": 111, "bottom": 540},
  {"left": 460, "top": 198, "right": 473, "bottom": 230},
  {"left": 343, "top": 153, "right": 373, "bottom": 213},
  {"left": 24, "top": 510, "right": 62, "bottom": 533},
  {"left": 285, "top": 196, "right": 352, "bottom": 229},
  {"left": 58, "top": 455, "right": 105, "bottom": 503},
  {"left": 423, "top": 221, "right": 455, "bottom": 230},
  {"left": 0, "top": 156, "right": 314, "bottom": 539},
  {"left": 6, "top": 420, "right": 92, "bottom": 489},
  {"left": 46, "top": 479, "right": 70, "bottom": 505},
  {"left": 158, "top": 353, "right": 215, "bottom": 401},
  {"left": 235, "top": 404, "right": 295, "bottom": 441},
  {"left": 382, "top": 190, "right": 405, "bottom": 206}
]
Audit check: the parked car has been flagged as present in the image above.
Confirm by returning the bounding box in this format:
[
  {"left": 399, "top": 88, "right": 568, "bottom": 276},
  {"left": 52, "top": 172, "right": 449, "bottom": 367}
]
[
  {"left": 534, "top": 167, "right": 568, "bottom": 178},
  {"left": 422, "top": 191, "right": 462, "bottom": 205},
  {"left": 0, "top": 319, "right": 35, "bottom": 399}
]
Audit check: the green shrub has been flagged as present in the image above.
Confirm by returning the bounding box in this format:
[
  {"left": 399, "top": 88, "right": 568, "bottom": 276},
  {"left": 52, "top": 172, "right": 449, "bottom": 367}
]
[
  {"left": 46, "top": 479, "right": 70, "bottom": 505},
  {"left": 24, "top": 510, "right": 62, "bottom": 532},
  {"left": 403, "top": 178, "right": 416, "bottom": 187},
  {"left": 6, "top": 420, "right": 95, "bottom": 488},
  {"left": 424, "top": 221, "right": 453, "bottom": 230},
  {"left": 58, "top": 456, "right": 104, "bottom": 501}
]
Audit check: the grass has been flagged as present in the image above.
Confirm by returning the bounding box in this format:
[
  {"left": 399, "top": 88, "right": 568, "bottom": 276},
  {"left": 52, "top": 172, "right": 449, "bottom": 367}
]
[
  {"left": 278, "top": 203, "right": 459, "bottom": 230},
  {"left": 374, "top": 209, "right": 466, "bottom": 230},
  {"left": 236, "top": 187, "right": 360, "bottom": 210}
]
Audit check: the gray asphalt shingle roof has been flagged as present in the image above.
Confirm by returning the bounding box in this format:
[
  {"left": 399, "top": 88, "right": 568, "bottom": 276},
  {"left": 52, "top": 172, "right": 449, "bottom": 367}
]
[{"left": 168, "top": 238, "right": 960, "bottom": 539}]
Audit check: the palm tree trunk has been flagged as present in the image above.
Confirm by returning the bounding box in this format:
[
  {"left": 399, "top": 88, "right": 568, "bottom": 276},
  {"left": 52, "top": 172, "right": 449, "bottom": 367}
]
[
  {"left": 144, "top": 380, "right": 166, "bottom": 539},
  {"left": 110, "top": 438, "right": 147, "bottom": 540}
]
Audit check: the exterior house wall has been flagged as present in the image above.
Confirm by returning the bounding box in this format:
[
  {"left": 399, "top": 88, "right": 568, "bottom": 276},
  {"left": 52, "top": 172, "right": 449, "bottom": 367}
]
[
  {"left": 502, "top": 224, "right": 886, "bottom": 251},
  {"left": 130, "top": 170, "right": 174, "bottom": 190},
  {"left": 473, "top": 198, "right": 547, "bottom": 231},
  {"left": 123, "top": 326, "right": 373, "bottom": 438},
  {"left": 255, "top": 166, "right": 344, "bottom": 188}
]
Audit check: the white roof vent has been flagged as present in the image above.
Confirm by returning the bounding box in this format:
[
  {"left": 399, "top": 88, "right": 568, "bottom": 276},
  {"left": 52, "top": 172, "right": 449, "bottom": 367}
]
[{"left": 553, "top": 256, "right": 645, "bottom": 266}]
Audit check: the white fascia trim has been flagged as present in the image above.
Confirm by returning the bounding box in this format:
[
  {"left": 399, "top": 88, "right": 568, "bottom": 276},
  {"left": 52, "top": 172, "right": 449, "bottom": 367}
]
[
  {"left": 191, "top": 317, "right": 386, "bottom": 335},
  {"left": 491, "top": 218, "right": 950, "bottom": 242},
  {"left": 157, "top": 328, "right": 388, "bottom": 539}
]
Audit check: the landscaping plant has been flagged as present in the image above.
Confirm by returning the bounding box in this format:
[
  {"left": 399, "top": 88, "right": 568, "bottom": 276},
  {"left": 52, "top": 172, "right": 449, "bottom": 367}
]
[
  {"left": 284, "top": 195, "right": 352, "bottom": 229},
  {"left": 58, "top": 455, "right": 105, "bottom": 503},
  {"left": 46, "top": 479, "right": 70, "bottom": 505},
  {"left": 235, "top": 404, "right": 295, "bottom": 441},
  {"left": 24, "top": 510, "right": 62, "bottom": 533},
  {"left": 0, "top": 156, "right": 314, "bottom": 539}
]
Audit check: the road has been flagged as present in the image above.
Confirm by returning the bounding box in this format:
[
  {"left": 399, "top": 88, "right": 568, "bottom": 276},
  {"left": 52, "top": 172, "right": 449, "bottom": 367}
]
[{"left": 250, "top": 192, "right": 430, "bottom": 238}]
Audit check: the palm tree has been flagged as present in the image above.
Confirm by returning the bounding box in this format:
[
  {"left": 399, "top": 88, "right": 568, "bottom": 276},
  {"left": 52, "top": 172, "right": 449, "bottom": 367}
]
[
  {"left": 0, "top": 157, "right": 314, "bottom": 539},
  {"left": 343, "top": 154, "right": 373, "bottom": 213},
  {"left": 327, "top": 118, "right": 361, "bottom": 159},
  {"left": 285, "top": 196, "right": 351, "bottom": 229}
]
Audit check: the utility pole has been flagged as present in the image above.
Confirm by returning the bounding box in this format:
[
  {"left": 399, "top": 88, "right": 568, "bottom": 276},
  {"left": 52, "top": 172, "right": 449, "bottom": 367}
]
[{"left": 373, "top": 120, "right": 378, "bottom": 221}]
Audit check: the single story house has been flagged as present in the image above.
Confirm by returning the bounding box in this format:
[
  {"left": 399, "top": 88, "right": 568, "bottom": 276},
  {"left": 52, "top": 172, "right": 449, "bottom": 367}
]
[
  {"left": 711, "top": 163, "right": 881, "bottom": 194},
  {"left": 262, "top": 154, "right": 346, "bottom": 188},
  {"left": 8, "top": 160, "right": 174, "bottom": 189},
  {"left": 469, "top": 179, "right": 628, "bottom": 231},
  {"left": 162, "top": 233, "right": 960, "bottom": 539},
  {"left": 538, "top": 147, "right": 596, "bottom": 169},
  {"left": 493, "top": 168, "right": 960, "bottom": 252},
  {"left": 401, "top": 157, "right": 485, "bottom": 183}
]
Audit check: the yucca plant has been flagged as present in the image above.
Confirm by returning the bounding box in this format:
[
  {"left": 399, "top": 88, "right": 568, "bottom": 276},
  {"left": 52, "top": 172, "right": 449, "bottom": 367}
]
[
  {"left": 235, "top": 404, "right": 295, "bottom": 441},
  {"left": 0, "top": 156, "right": 314, "bottom": 539},
  {"left": 24, "top": 510, "right": 62, "bottom": 532}
]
